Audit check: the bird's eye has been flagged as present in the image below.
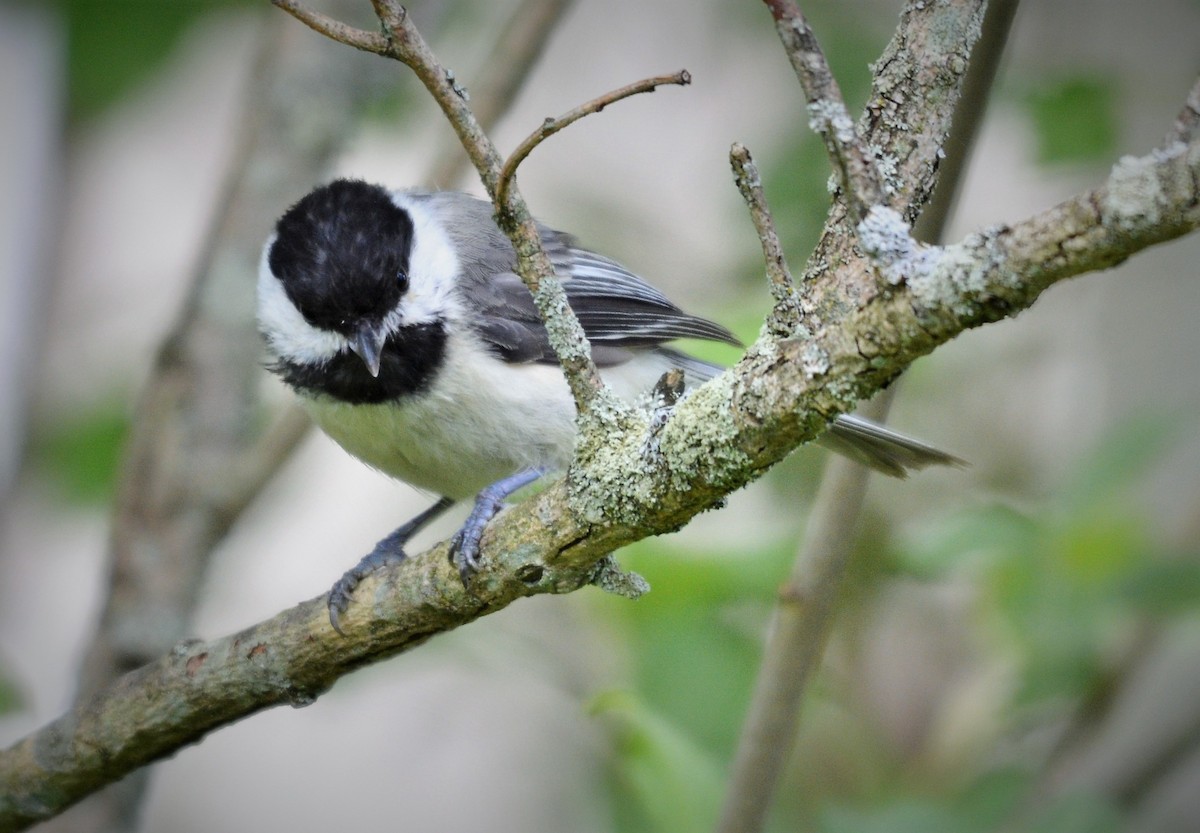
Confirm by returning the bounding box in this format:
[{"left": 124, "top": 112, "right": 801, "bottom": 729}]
[{"left": 396, "top": 269, "right": 410, "bottom": 293}]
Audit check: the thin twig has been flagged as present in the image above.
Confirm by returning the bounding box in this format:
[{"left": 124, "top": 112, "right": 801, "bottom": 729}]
[
  {"left": 495, "top": 70, "right": 691, "bottom": 209},
  {"left": 728, "top": 142, "right": 800, "bottom": 331},
  {"left": 277, "top": 0, "right": 610, "bottom": 414},
  {"left": 428, "top": 0, "right": 578, "bottom": 188},
  {"left": 714, "top": 394, "right": 887, "bottom": 833},
  {"left": 763, "top": 0, "right": 885, "bottom": 217},
  {"left": 269, "top": 0, "right": 385, "bottom": 52}
]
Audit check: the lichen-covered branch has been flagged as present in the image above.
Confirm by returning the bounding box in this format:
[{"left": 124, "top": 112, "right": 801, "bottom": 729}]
[
  {"left": 718, "top": 4, "right": 1021, "bottom": 830},
  {"left": 3, "top": 123, "right": 1197, "bottom": 833},
  {"left": 3, "top": 0, "right": 1198, "bottom": 828},
  {"left": 729, "top": 143, "right": 800, "bottom": 331},
  {"left": 763, "top": 0, "right": 886, "bottom": 216}
]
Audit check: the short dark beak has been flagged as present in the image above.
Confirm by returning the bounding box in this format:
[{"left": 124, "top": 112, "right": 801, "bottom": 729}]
[{"left": 348, "top": 321, "right": 387, "bottom": 378}]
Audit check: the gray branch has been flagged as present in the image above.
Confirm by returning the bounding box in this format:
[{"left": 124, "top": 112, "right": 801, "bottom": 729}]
[{"left": 2, "top": 0, "right": 1198, "bottom": 829}]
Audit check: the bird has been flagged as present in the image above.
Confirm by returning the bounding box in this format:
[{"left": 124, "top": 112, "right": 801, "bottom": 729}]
[{"left": 257, "top": 178, "right": 960, "bottom": 631}]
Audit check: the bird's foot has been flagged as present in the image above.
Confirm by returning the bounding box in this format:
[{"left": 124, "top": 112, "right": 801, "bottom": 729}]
[
  {"left": 448, "top": 468, "right": 546, "bottom": 585},
  {"left": 327, "top": 543, "right": 406, "bottom": 635},
  {"left": 448, "top": 497, "right": 506, "bottom": 585},
  {"left": 327, "top": 497, "right": 455, "bottom": 634}
]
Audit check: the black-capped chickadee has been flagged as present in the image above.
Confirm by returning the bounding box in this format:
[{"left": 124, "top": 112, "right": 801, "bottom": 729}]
[{"left": 258, "top": 179, "right": 959, "bottom": 630}]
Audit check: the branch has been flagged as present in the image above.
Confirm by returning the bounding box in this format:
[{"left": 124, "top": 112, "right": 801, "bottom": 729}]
[
  {"left": 729, "top": 143, "right": 800, "bottom": 332},
  {"left": 715, "top": 396, "right": 887, "bottom": 833},
  {"left": 1165, "top": 74, "right": 1200, "bottom": 146},
  {"left": 5, "top": 1, "right": 1198, "bottom": 827},
  {"left": 764, "top": 0, "right": 886, "bottom": 216},
  {"left": 6, "top": 68, "right": 1198, "bottom": 833},
  {"left": 495, "top": 69, "right": 692, "bottom": 208},
  {"left": 718, "top": 3, "right": 1021, "bottom": 830},
  {"left": 269, "top": 0, "right": 386, "bottom": 52},
  {"left": 275, "top": 0, "right": 611, "bottom": 414},
  {"left": 427, "top": 0, "right": 578, "bottom": 187}
]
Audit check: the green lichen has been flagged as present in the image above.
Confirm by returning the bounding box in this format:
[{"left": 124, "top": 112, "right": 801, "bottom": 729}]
[{"left": 656, "top": 372, "right": 750, "bottom": 495}]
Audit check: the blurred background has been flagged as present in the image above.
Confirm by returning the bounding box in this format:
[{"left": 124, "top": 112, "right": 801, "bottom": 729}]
[{"left": 2, "top": 0, "right": 1199, "bottom": 831}]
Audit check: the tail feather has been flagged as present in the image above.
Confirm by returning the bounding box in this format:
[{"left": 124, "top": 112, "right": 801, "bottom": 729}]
[{"left": 820, "top": 413, "right": 965, "bottom": 478}]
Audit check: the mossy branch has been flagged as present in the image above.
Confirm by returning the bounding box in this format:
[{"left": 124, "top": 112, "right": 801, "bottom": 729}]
[{"left": 2, "top": 0, "right": 1198, "bottom": 829}]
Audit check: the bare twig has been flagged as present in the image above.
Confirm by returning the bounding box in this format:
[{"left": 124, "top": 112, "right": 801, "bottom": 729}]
[
  {"left": 269, "top": 0, "right": 385, "bottom": 52},
  {"left": 495, "top": 69, "right": 692, "bottom": 208},
  {"left": 728, "top": 142, "right": 800, "bottom": 330},
  {"left": 428, "top": 0, "right": 578, "bottom": 187},
  {"left": 276, "top": 0, "right": 610, "bottom": 413},
  {"left": 763, "top": 0, "right": 885, "bottom": 216},
  {"left": 715, "top": 394, "right": 888, "bottom": 833}
]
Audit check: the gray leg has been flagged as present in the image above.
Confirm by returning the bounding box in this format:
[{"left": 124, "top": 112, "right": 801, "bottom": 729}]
[
  {"left": 450, "top": 468, "right": 546, "bottom": 585},
  {"left": 327, "top": 496, "right": 454, "bottom": 633}
]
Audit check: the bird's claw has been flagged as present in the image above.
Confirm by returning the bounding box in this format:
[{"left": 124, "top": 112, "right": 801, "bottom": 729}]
[
  {"left": 445, "top": 467, "right": 547, "bottom": 586},
  {"left": 326, "top": 546, "right": 406, "bottom": 635},
  {"left": 448, "top": 500, "right": 506, "bottom": 586}
]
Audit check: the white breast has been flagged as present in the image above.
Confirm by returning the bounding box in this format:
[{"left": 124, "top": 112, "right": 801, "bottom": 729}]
[
  {"left": 301, "top": 338, "right": 682, "bottom": 499},
  {"left": 301, "top": 338, "right": 571, "bottom": 498}
]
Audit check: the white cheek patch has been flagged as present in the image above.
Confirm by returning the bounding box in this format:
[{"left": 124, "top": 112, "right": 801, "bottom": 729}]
[
  {"left": 256, "top": 237, "right": 347, "bottom": 364},
  {"left": 390, "top": 191, "right": 463, "bottom": 326}
]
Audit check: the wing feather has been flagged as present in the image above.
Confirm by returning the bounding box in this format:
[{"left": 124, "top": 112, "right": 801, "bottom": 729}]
[{"left": 422, "top": 190, "right": 740, "bottom": 365}]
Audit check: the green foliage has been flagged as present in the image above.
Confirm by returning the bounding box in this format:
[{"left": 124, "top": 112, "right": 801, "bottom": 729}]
[
  {"left": 0, "top": 664, "right": 22, "bottom": 717},
  {"left": 53, "top": 0, "right": 257, "bottom": 123},
  {"left": 818, "top": 777, "right": 1123, "bottom": 833},
  {"left": 29, "top": 402, "right": 129, "bottom": 504},
  {"left": 591, "top": 690, "right": 724, "bottom": 833},
  {"left": 589, "top": 539, "right": 792, "bottom": 831},
  {"left": 602, "top": 540, "right": 793, "bottom": 758},
  {"left": 902, "top": 417, "right": 1190, "bottom": 708},
  {"left": 1024, "top": 75, "right": 1120, "bottom": 166},
  {"left": 595, "top": 415, "right": 1185, "bottom": 831}
]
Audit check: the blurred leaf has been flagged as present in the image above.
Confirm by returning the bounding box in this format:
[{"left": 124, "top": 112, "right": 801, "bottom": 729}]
[
  {"left": 1024, "top": 74, "right": 1119, "bottom": 165},
  {"left": 30, "top": 402, "right": 129, "bottom": 504},
  {"left": 1027, "top": 791, "right": 1123, "bottom": 833},
  {"left": 598, "top": 540, "right": 792, "bottom": 759},
  {"left": 888, "top": 415, "right": 1179, "bottom": 713},
  {"left": 0, "top": 664, "right": 23, "bottom": 716},
  {"left": 1060, "top": 414, "right": 1176, "bottom": 514},
  {"left": 591, "top": 690, "right": 724, "bottom": 833},
  {"left": 1054, "top": 511, "right": 1143, "bottom": 587},
  {"left": 953, "top": 769, "right": 1033, "bottom": 830},
  {"left": 1120, "top": 558, "right": 1200, "bottom": 615},
  {"left": 58, "top": 0, "right": 257, "bottom": 123},
  {"left": 896, "top": 504, "right": 1042, "bottom": 578},
  {"left": 819, "top": 799, "right": 971, "bottom": 833}
]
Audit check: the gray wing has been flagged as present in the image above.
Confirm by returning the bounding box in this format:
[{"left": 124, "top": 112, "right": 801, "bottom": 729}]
[
  {"left": 412, "top": 192, "right": 963, "bottom": 478},
  {"left": 418, "top": 190, "right": 739, "bottom": 366}
]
